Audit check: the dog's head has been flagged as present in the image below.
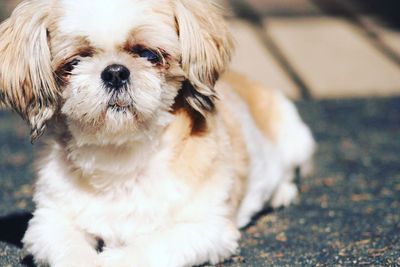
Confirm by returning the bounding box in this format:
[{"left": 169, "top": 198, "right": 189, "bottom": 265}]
[{"left": 0, "top": 0, "right": 233, "bottom": 144}]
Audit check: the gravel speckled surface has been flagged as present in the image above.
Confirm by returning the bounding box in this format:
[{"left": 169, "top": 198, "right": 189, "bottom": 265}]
[{"left": 0, "top": 98, "right": 399, "bottom": 266}]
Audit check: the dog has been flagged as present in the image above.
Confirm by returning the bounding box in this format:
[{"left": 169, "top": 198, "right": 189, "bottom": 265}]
[{"left": 0, "top": 0, "right": 315, "bottom": 266}]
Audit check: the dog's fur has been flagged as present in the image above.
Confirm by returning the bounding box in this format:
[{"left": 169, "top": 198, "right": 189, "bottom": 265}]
[{"left": 0, "top": 0, "right": 315, "bottom": 266}]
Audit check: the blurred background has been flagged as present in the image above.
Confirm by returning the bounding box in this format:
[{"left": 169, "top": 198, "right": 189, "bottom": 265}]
[
  {"left": 222, "top": 0, "right": 400, "bottom": 100},
  {"left": 1, "top": 0, "right": 400, "bottom": 100},
  {"left": 0, "top": 1, "right": 399, "bottom": 266}
]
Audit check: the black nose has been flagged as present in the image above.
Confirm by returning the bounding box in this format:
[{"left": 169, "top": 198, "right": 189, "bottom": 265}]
[{"left": 101, "top": 64, "right": 130, "bottom": 90}]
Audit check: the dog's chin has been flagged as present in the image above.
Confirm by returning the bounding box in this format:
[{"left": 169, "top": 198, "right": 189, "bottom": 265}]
[
  {"left": 64, "top": 93, "right": 173, "bottom": 146},
  {"left": 105, "top": 96, "right": 138, "bottom": 120},
  {"left": 68, "top": 110, "right": 143, "bottom": 146},
  {"left": 107, "top": 96, "right": 134, "bottom": 112},
  {"left": 105, "top": 105, "right": 138, "bottom": 128}
]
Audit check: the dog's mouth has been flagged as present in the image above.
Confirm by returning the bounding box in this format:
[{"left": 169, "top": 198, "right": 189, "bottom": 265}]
[
  {"left": 107, "top": 98, "right": 133, "bottom": 112},
  {"left": 108, "top": 105, "right": 131, "bottom": 112},
  {"left": 108, "top": 103, "right": 131, "bottom": 110}
]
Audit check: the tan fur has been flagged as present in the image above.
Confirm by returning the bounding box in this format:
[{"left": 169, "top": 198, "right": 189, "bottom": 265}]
[
  {"left": 168, "top": 110, "right": 220, "bottom": 186},
  {"left": 174, "top": 0, "right": 234, "bottom": 115},
  {"left": 168, "top": 102, "right": 249, "bottom": 218},
  {"left": 0, "top": 0, "right": 59, "bottom": 141},
  {"left": 217, "top": 101, "right": 249, "bottom": 212},
  {"left": 222, "top": 71, "right": 282, "bottom": 142}
]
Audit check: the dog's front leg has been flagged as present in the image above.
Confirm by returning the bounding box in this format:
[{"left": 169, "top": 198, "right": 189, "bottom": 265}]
[
  {"left": 23, "top": 208, "right": 100, "bottom": 267},
  {"left": 99, "top": 218, "right": 240, "bottom": 267}
]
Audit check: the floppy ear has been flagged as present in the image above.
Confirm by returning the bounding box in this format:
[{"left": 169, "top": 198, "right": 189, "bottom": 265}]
[
  {"left": 0, "top": 0, "right": 59, "bottom": 141},
  {"left": 174, "top": 0, "right": 234, "bottom": 115}
]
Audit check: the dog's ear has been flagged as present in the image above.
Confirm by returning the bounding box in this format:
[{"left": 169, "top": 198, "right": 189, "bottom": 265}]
[
  {"left": 174, "top": 0, "right": 234, "bottom": 115},
  {"left": 0, "top": 0, "right": 59, "bottom": 141}
]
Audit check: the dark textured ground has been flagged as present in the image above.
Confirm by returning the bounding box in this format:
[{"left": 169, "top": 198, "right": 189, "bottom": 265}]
[{"left": 0, "top": 98, "right": 399, "bottom": 267}]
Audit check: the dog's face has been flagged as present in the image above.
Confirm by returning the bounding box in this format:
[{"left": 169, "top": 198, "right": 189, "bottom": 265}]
[
  {"left": 0, "top": 0, "right": 233, "bottom": 144},
  {"left": 55, "top": 0, "right": 185, "bottom": 144}
]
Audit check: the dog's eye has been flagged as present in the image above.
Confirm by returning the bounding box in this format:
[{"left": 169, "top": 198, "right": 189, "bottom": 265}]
[
  {"left": 64, "top": 59, "right": 80, "bottom": 73},
  {"left": 136, "top": 49, "right": 162, "bottom": 64}
]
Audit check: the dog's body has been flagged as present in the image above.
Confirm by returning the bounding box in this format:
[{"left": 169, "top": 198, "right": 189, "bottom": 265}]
[{"left": 0, "top": 0, "right": 315, "bottom": 266}]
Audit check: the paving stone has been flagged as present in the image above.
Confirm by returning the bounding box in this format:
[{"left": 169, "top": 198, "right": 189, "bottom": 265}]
[
  {"left": 265, "top": 17, "right": 400, "bottom": 98},
  {"left": 356, "top": 15, "right": 400, "bottom": 59},
  {"left": 379, "top": 28, "right": 400, "bottom": 57},
  {"left": 321, "top": 0, "right": 400, "bottom": 62},
  {"left": 229, "top": 20, "right": 300, "bottom": 99},
  {"left": 244, "top": 0, "right": 321, "bottom": 16}
]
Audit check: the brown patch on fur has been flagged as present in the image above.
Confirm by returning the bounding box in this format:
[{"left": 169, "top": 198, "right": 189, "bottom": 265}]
[
  {"left": 52, "top": 36, "right": 96, "bottom": 86},
  {"left": 222, "top": 71, "right": 282, "bottom": 142},
  {"left": 167, "top": 109, "right": 217, "bottom": 185},
  {"left": 168, "top": 95, "right": 249, "bottom": 218},
  {"left": 172, "top": 81, "right": 216, "bottom": 136}
]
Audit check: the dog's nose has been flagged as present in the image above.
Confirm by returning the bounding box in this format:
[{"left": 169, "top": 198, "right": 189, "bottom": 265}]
[{"left": 101, "top": 64, "right": 130, "bottom": 90}]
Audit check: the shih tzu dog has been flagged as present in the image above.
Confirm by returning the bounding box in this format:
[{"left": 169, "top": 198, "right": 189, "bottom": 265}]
[{"left": 0, "top": 0, "right": 315, "bottom": 266}]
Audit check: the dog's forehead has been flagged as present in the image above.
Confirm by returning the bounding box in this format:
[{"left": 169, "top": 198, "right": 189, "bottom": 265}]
[{"left": 58, "top": 0, "right": 164, "bottom": 48}]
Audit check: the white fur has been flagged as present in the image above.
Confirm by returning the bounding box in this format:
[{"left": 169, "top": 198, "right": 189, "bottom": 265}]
[
  {"left": 59, "top": 0, "right": 151, "bottom": 48},
  {"left": 217, "top": 86, "right": 315, "bottom": 228},
  {"left": 24, "top": 127, "right": 240, "bottom": 267},
  {"left": 274, "top": 93, "right": 316, "bottom": 172},
  {"left": 219, "top": 86, "right": 284, "bottom": 228},
  {"left": 236, "top": 90, "right": 315, "bottom": 225}
]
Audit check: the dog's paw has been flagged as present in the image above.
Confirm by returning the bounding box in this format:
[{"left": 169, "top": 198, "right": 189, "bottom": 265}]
[
  {"left": 26, "top": 249, "right": 100, "bottom": 267},
  {"left": 99, "top": 248, "right": 130, "bottom": 267},
  {"left": 52, "top": 255, "right": 100, "bottom": 267},
  {"left": 99, "top": 244, "right": 181, "bottom": 267},
  {"left": 270, "top": 182, "right": 298, "bottom": 208},
  {"left": 63, "top": 253, "right": 101, "bottom": 267},
  {"left": 99, "top": 247, "right": 150, "bottom": 267}
]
